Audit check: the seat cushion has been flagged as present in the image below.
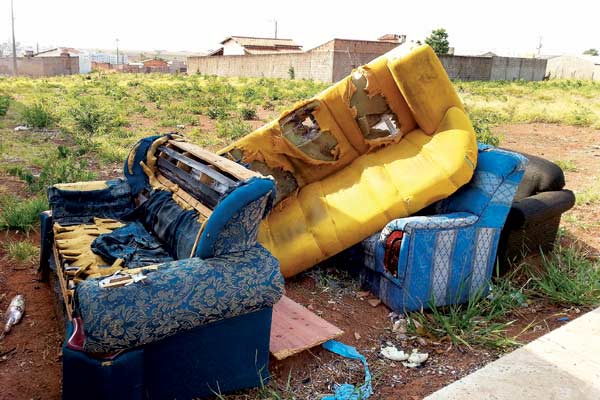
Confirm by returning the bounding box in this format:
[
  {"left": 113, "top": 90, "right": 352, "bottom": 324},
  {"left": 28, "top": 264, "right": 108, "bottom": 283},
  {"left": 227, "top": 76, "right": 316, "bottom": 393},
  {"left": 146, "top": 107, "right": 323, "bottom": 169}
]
[{"left": 258, "top": 119, "right": 477, "bottom": 277}]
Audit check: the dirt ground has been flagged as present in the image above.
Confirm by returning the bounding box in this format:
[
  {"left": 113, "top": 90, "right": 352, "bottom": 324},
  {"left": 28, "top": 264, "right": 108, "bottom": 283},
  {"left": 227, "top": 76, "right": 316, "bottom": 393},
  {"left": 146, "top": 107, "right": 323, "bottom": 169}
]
[{"left": 0, "top": 123, "right": 598, "bottom": 399}]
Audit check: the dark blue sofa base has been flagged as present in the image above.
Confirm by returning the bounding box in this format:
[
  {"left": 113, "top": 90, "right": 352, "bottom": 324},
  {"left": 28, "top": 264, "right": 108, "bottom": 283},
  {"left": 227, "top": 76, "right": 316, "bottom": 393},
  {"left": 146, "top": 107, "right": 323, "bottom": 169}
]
[{"left": 62, "top": 307, "right": 273, "bottom": 400}]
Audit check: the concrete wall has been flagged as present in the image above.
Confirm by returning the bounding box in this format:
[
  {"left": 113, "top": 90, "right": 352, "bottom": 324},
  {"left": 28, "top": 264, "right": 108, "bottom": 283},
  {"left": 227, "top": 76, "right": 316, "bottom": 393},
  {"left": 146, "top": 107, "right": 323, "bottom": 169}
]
[
  {"left": 0, "top": 56, "right": 79, "bottom": 77},
  {"left": 439, "top": 55, "right": 492, "bottom": 81},
  {"left": 187, "top": 47, "right": 547, "bottom": 83},
  {"left": 439, "top": 55, "right": 547, "bottom": 81},
  {"left": 188, "top": 51, "right": 334, "bottom": 82}
]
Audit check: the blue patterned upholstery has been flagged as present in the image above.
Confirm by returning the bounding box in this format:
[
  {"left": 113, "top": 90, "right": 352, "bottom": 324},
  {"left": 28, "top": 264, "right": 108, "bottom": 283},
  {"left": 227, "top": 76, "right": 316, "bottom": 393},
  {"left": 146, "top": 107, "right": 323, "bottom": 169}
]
[
  {"left": 43, "top": 135, "right": 284, "bottom": 398},
  {"left": 75, "top": 245, "right": 283, "bottom": 353},
  {"left": 358, "top": 145, "right": 527, "bottom": 312},
  {"left": 48, "top": 178, "right": 134, "bottom": 224}
]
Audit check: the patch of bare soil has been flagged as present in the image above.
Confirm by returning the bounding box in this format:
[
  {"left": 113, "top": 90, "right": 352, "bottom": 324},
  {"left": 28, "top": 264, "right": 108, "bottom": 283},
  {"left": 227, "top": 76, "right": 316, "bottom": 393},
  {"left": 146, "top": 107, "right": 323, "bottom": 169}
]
[
  {"left": 0, "top": 123, "right": 598, "bottom": 399},
  {"left": 0, "top": 231, "right": 62, "bottom": 400}
]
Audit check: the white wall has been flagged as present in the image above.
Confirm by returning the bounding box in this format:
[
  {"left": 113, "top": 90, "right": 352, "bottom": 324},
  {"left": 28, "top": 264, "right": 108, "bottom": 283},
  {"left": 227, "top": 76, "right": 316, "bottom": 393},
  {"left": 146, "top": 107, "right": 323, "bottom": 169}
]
[{"left": 222, "top": 41, "right": 245, "bottom": 56}]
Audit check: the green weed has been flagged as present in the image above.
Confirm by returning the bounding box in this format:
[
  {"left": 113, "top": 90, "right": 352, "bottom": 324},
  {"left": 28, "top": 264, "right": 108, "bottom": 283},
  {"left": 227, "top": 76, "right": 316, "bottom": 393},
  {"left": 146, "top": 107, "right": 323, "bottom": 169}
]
[
  {"left": 239, "top": 105, "right": 257, "bottom": 120},
  {"left": 1, "top": 240, "right": 39, "bottom": 263},
  {"left": 408, "top": 278, "right": 525, "bottom": 349},
  {"left": 21, "top": 102, "right": 53, "bottom": 128},
  {"left": 0, "top": 194, "right": 48, "bottom": 232},
  {"left": 0, "top": 95, "right": 10, "bottom": 117},
  {"left": 528, "top": 246, "right": 600, "bottom": 306}
]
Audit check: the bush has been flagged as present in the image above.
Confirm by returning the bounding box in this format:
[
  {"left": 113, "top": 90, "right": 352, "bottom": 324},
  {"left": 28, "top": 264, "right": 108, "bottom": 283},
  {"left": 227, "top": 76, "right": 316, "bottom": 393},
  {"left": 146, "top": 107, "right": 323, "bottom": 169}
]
[
  {"left": 21, "top": 103, "right": 53, "bottom": 128},
  {"left": 239, "top": 105, "right": 257, "bottom": 120},
  {"left": 0, "top": 95, "right": 10, "bottom": 117},
  {"left": 70, "top": 98, "right": 114, "bottom": 135},
  {"left": 207, "top": 106, "right": 229, "bottom": 120},
  {"left": 0, "top": 194, "right": 48, "bottom": 232}
]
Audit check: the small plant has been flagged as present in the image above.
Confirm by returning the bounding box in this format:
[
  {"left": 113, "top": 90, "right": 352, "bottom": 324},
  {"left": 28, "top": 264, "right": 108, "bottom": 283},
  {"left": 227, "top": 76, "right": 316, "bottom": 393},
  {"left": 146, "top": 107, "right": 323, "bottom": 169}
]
[
  {"left": 0, "top": 194, "right": 48, "bottom": 232},
  {"left": 207, "top": 106, "right": 229, "bottom": 120},
  {"left": 70, "top": 98, "right": 114, "bottom": 135},
  {"left": 408, "top": 278, "right": 525, "bottom": 348},
  {"left": 288, "top": 66, "right": 295, "bottom": 80},
  {"left": 528, "top": 246, "right": 600, "bottom": 307},
  {"left": 239, "top": 105, "right": 257, "bottom": 120},
  {"left": 21, "top": 102, "right": 53, "bottom": 128},
  {"left": 576, "top": 182, "right": 600, "bottom": 206},
  {"left": 554, "top": 159, "right": 577, "bottom": 172},
  {"left": 216, "top": 118, "right": 252, "bottom": 140},
  {"left": 2, "top": 240, "right": 39, "bottom": 263},
  {"left": 0, "top": 94, "right": 10, "bottom": 116}
]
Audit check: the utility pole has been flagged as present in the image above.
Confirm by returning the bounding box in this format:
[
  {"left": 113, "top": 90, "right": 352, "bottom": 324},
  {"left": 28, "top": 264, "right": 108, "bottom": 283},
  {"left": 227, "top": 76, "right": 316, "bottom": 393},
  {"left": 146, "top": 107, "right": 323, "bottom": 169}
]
[
  {"left": 536, "top": 36, "right": 543, "bottom": 58},
  {"left": 274, "top": 20, "right": 278, "bottom": 39},
  {"left": 10, "top": 0, "right": 18, "bottom": 76},
  {"left": 116, "top": 38, "right": 120, "bottom": 65}
]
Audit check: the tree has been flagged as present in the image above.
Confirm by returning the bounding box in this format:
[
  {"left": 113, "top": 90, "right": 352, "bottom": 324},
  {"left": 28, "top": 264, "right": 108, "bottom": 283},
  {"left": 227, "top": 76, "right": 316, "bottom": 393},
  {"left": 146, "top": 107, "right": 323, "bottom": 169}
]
[
  {"left": 425, "top": 28, "right": 450, "bottom": 55},
  {"left": 583, "top": 48, "right": 599, "bottom": 56}
]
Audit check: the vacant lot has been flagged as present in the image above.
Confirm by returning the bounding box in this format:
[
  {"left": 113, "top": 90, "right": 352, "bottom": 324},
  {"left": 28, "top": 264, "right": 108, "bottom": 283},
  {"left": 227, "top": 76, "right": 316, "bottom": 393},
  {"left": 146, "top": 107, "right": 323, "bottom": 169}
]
[{"left": 0, "top": 74, "right": 599, "bottom": 399}]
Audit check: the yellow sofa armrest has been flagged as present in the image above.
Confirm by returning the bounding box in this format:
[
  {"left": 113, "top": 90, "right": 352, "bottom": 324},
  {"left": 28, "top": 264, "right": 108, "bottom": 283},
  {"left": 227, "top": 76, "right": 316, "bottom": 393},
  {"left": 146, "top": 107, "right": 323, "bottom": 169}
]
[{"left": 387, "top": 45, "right": 464, "bottom": 135}]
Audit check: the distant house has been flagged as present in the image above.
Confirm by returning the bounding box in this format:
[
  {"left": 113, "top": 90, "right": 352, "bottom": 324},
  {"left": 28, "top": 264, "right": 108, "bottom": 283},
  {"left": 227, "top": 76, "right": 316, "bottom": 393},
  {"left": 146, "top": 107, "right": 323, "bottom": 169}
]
[
  {"left": 142, "top": 58, "right": 169, "bottom": 73},
  {"left": 208, "top": 36, "right": 303, "bottom": 56}
]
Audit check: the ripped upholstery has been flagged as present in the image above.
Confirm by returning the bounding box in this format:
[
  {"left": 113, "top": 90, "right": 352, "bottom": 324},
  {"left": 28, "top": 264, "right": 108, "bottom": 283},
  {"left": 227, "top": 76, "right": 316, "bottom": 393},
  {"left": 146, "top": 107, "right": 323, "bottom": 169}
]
[
  {"left": 91, "top": 221, "right": 174, "bottom": 268},
  {"left": 48, "top": 179, "right": 134, "bottom": 225},
  {"left": 219, "top": 44, "right": 479, "bottom": 277}
]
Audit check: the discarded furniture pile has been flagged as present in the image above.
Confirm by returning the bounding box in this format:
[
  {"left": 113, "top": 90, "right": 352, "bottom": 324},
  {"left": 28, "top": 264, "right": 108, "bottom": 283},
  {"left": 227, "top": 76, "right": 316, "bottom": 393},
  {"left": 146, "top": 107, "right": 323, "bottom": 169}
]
[{"left": 39, "top": 44, "right": 575, "bottom": 398}]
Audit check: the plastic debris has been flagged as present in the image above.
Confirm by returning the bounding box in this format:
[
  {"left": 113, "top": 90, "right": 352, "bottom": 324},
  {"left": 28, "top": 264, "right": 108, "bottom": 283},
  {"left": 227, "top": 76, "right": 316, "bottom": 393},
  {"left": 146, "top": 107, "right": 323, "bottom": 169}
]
[
  {"left": 557, "top": 317, "right": 570, "bottom": 322},
  {"left": 402, "top": 349, "right": 429, "bottom": 368},
  {"left": 392, "top": 319, "right": 407, "bottom": 334},
  {"left": 381, "top": 346, "right": 429, "bottom": 368},
  {"left": 1, "top": 295, "right": 25, "bottom": 339},
  {"left": 14, "top": 125, "right": 30, "bottom": 131},
  {"left": 322, "top": 340, "right": 372, "bottom": 400},
  {"left": 380, "top": 345, "right": 409, "bottom": 361}
]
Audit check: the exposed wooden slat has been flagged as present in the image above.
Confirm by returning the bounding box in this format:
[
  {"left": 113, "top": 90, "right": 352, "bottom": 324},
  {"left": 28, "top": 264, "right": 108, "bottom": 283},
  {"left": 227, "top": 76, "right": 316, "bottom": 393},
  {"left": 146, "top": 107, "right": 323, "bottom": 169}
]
[
  {"left": 156, "top": 173, "right": 213, "bottom": 218},
  {"left": 157, "top": 158, "right": 221, "bottom": 208},
  {"left": 270, "top": 296, "right": 343, "bottom": 360},
  {"left": 168, "top": 140, "right": 260, "bottom": 181},
  {"left": 158, "top": 145, "right": 236, "bottom": 189}
]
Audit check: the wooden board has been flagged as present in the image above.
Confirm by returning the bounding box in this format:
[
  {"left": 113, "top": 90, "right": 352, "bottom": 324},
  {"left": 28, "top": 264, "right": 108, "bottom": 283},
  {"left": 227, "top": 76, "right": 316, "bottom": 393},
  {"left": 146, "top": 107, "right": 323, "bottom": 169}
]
[
  {"left": 168, "top": 140, "right": 260, "bottom": 181},
  {"left": 270, "top": 296, "right": 343, "bottom": 360}
]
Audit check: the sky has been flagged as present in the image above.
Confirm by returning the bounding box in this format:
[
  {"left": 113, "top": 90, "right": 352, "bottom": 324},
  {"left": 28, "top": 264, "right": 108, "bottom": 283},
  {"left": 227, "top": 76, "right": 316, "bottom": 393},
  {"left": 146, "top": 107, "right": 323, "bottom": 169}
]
[{"left": 2, "top": 0, "right": 600, "bottom": 57}]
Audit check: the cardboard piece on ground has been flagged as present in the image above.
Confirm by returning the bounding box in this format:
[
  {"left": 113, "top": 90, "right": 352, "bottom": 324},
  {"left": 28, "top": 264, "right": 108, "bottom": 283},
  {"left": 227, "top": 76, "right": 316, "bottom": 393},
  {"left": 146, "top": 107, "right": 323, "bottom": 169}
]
[{"left": 270, "top": 295, "right": 344, "bottom": 360}]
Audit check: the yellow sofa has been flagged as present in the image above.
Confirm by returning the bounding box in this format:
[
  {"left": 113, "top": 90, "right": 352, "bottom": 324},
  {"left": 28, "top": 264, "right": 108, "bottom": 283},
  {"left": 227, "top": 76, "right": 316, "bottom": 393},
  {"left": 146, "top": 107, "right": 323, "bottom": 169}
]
[{"left": 220, "top": 45, "right": 478, "bottom": 277}]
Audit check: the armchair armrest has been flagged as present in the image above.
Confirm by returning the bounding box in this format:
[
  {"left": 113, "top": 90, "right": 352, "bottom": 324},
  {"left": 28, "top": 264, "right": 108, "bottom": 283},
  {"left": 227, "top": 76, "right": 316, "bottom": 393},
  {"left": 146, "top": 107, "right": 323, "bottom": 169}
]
[
  {"left": 74, "top": 245, "right": 284, "bottom": 353},
  {"left": 368, "top": 212, "right": 478, "bottom": 281},
  {"left": 48, "top": 178, "right": 134, "bottom": 224}
]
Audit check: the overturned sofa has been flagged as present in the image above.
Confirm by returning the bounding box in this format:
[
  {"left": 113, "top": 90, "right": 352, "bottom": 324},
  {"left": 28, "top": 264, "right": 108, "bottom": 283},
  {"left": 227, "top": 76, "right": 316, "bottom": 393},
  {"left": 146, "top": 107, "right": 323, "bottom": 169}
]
[
  {"left": 39, "top": 135, "right": 284, "bottom": 399},
  {"left": 220, "top": 44, "right": 479, "bottom": 277}
]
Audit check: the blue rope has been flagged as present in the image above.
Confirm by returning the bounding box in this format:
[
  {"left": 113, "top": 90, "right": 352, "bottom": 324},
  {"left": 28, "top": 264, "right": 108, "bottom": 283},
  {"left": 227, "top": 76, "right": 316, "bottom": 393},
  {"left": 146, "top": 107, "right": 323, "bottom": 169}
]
[{"left": 321, "top": 340, "right": 372, "bottom": 400}]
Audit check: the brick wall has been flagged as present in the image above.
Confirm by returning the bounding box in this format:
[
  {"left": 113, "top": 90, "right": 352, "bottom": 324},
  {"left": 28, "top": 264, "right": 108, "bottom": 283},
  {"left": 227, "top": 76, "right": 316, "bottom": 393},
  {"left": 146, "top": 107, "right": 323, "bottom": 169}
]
[{"left": 0, "top": 56, "right": 79, "bottom": 77}]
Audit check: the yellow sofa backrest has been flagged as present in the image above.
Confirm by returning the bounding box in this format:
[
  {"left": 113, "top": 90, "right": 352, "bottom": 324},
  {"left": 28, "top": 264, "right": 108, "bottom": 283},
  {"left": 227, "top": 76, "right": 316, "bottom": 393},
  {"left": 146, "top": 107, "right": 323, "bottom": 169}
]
[{"left": 219, "top": 44, "right": 477, "bottom": 276}]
